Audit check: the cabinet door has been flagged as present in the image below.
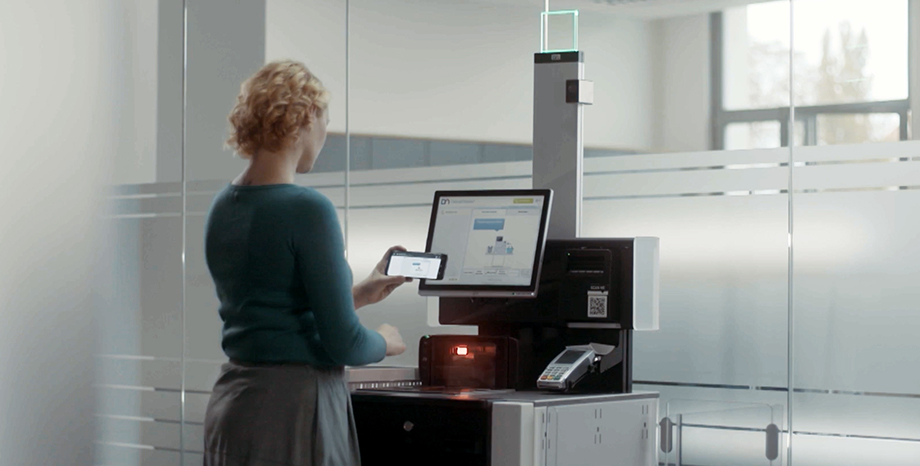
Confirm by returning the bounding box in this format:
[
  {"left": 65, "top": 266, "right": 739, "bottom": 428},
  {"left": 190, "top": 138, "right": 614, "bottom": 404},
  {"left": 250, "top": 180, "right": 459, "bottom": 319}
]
[{"left": 546, "top": 398, "right": 656, "bottom": 466}]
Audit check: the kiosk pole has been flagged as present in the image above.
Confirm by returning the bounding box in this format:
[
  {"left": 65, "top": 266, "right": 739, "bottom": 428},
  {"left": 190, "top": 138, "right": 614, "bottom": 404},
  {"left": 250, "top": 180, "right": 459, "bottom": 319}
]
[{"left": 533, "top": 51, "right": 592, "bottom": 239}]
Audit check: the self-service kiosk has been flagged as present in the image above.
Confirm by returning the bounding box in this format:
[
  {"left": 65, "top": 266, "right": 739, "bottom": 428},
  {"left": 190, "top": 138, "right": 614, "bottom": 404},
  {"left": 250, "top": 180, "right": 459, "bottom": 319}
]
[
  {"left": 350, "top": 189, "right": 659, "bottom": 465},
  {"left": 350, "top": 49, "right": 661, "bottom": 466}
]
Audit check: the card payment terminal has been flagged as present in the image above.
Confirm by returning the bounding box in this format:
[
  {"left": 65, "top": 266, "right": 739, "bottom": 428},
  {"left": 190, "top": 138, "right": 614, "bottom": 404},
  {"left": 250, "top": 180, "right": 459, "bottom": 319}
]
[
  {"left": 537, "top": 347, "right": 596, "bottom": 391},
  {"left": 536, "top": 343, "right": 621, "bottom": 392}
]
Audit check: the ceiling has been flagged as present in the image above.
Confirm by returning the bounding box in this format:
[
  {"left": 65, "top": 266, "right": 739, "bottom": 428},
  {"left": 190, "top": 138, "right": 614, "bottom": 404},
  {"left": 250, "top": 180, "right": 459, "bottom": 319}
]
[
  {"left": 577, "top": 0, "right": 779, "bottom": 18},
  {"left": 414, "top": 0, "right": 780, "bottom": 19}
]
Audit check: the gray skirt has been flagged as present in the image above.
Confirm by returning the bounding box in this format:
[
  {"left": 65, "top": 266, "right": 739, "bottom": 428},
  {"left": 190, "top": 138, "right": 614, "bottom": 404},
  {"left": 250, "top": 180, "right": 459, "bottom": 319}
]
[{"left": 203, "top": 360, "right": 361, "bottom": 466}]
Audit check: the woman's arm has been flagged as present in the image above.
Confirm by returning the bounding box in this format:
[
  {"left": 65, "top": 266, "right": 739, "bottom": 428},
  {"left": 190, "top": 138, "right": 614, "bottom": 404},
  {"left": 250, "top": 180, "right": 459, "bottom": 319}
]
[
  {"left": 352, "top": 246, "right": 412, "bottom": 310},
  {"left": 292, "top": 193, "right": 387, "bottom": 366}
]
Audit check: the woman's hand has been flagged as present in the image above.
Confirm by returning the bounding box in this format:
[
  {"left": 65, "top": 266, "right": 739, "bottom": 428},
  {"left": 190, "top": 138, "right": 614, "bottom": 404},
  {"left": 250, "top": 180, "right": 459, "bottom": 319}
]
[
  {"left": 376, "top": 324, "right": 406, "bottom": 356},
  {"left": 353, "top": 246, "right": 413, "bottom": 310}
]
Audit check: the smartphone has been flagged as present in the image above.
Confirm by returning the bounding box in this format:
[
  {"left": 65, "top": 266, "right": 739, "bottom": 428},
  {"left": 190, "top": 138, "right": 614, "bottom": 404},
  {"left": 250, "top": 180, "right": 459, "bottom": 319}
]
[{"left": 386, "top": 251, "right": 447, "bottom": 280}]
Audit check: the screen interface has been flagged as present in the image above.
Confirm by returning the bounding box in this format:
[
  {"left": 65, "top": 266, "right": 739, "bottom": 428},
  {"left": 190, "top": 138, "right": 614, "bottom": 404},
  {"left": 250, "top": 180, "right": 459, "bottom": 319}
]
[
  {"left": 428, "top": 195, "right": 545, "bottom": 287},
  {"left": 387, "top": 252, "right": 443, "bottom": 279},
  {"left": 555, "top": 350, "right": 585, "bottom": 365}
]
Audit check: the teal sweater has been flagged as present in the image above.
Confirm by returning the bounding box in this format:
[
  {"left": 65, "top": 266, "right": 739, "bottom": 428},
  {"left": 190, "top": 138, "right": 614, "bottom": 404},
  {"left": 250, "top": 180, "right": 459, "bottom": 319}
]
[{"left": 204, "top": 184, "right": 386, "bottom": 367}]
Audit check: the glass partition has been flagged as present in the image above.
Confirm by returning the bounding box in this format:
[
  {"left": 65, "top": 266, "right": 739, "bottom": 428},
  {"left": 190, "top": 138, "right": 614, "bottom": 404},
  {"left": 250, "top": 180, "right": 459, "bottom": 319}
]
[
  {"left": 96, "top": 1, "right": 186, "bottom": 465},
  {"left": 792, "top": 0, "right": 909, "bottom": 146},
  {"left": 180, "top": 0, "right": 348, "bottom": 465},
  {"left": 574, "top": 1, "right": 792, "bottom": 465},
  {"left": 180, "top": 1, "right": 271, "bottom": 464},
  {"left": 791, "top": 1, "right": 920, "bottom": 464},
  {"left": 344, "top": 0, "right": 541, "bottom": 366},
  {"left": 661, "top": 401, "right": 785, "bottom": 466},
  {"left": 98, "top": 0, "right": 920, "bottom": 464}
]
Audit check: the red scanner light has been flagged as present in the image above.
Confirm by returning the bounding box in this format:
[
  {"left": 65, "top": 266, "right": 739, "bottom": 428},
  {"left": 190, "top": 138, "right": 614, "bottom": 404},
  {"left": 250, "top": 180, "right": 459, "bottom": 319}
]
[{"left": 454, "top": 345, "right": 469, "bottom": 356}]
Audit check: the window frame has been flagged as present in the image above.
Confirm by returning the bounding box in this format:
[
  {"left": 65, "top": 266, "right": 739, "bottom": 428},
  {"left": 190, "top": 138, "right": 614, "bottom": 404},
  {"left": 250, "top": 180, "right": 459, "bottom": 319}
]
[{"left": 710, "top": 10, "right": 911, "bottom": 150}]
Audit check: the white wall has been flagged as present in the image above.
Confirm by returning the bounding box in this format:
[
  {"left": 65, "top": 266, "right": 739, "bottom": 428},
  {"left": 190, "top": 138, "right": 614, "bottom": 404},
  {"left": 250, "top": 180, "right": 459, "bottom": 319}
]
[
  {"left": 185, "top": 0, "right": 266, "bottom": 182},
  {"left": 156, "top": 0, "right": 185, "bottom": 183},
  {"left": 267, "top": 0, "right": 659, "bottom": 151},
  {"left": 911, "top": 0, "right": 920, "bottom": 138},
  {"left": 580, "top": 12, "right": 658, "bottom": 151},
  {"left": 0, "top": 1, "right": 124, "bottom": 464},
  {"left": 112, "top": 1, "right": 160, "bottom": 185},
  {"left": 265, "top": 0, "right": 348, "bottom": 138},
  {"left": 652, "top": 13, "right": 712, "bottom": 152},
  {"left": 107, "top": 0, "right": 184, "bottom": 186},
  {"left": 103, "top": 0, "right": 263, "bottom": 185}
]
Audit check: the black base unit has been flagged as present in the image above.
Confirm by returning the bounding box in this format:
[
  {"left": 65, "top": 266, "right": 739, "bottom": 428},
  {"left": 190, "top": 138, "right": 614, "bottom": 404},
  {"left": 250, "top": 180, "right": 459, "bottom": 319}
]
[{"left": 351, "top": 393, "right": 491, "bottom": 466}]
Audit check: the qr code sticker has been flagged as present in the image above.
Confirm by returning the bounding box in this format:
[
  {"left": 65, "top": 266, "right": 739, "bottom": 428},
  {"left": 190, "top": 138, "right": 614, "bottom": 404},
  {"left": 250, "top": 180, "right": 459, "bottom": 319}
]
[{"left": 588, "top": 293, "right": 608, "bottom": 318}]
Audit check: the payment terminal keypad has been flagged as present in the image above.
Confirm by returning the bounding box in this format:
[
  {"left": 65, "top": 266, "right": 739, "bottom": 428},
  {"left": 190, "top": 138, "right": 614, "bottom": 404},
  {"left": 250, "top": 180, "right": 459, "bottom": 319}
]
[{"left": 539, "top": 365, "right": 570, "bottom": 381}]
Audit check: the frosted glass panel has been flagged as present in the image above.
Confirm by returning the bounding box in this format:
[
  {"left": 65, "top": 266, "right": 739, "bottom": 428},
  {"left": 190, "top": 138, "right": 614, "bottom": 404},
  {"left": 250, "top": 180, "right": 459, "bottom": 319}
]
[
  {"left": 792, "top": 392, "right": 920, "bottom": 441},
  {"left": 585, "top": 144, "right": 790, "bottom": 464},
  {"left": 792, "top": 143, "right": 920, "bottom": 394},
  {"left": 184, "top": 453, "right": 205, "bottom": 466},
  {"left": 101, "top": 216, "right": 183, "bottom": 359},
  {"left": 792, "top": 434, "right": 920, "bottom": 466},
  {"left": 583, "top": 148, "right": 790, "bottom": 388},
  {"left": 184, "top": 213, "right": 224, "bottom": 363},
  {"left": 637, "top": 384, "right": 788, "bottom": 413},
  {"left": 100, "top": 2, "right": 188, "bottom": 463},
  {"left": 185, "top": 392, "right": 214, "bottom": 424},
  {"left": 96, "top": 357, "right": 182, "bottom": 390},
  {"left": 96, "top": 386, "right": 181, "bottom": 421},
  {"left": 793, "top": 189, "right": 920, "bottom": 393},
  {"left": 101, "top": 203, "right": 181, "bottom": 462},
  {"left": 185, "top": 360, "right": 225, "bottom": 393},
  {"left": 585, "top": 195, "right": 788, "bottom": 387},
  {"left": 653, "top": 389, "right": 785, "bottom": 466},
  {"left": 791, "top": 141, "right": 920, "bottom": 456},
  {"left": 99, "top": 417, "right": 182, "bottom": 450},
  {"left": 677, "top": 427, "right": 773, "bottom": 466},
  {"left": 671, "top": 405, "right": 784, "bottom": 466},
  {"left": 97, "top": 446, "right": 181, "bottom": 466}
]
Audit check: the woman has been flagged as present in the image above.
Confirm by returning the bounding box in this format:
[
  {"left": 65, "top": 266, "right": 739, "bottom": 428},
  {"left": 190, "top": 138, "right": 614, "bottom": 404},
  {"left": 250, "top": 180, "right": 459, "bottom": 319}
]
[{"left": 202, "top": 60, "right": 407, "bottom": 466}]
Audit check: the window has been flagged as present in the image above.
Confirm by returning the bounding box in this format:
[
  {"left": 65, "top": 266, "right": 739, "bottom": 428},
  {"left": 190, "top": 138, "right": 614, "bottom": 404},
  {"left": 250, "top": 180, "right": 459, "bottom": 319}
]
[
  {"left": 712, "top": 0, "right": 910, "bottom": 149},
  {"left": 724, "top": 121, "right": 782, "bottom": 150}
]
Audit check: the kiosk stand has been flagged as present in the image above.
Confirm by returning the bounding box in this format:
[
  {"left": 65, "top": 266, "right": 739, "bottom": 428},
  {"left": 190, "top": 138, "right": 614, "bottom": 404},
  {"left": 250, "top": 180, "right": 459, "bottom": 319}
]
[{"left": 349, "top": 49, "right": 660, "bottom": 466}]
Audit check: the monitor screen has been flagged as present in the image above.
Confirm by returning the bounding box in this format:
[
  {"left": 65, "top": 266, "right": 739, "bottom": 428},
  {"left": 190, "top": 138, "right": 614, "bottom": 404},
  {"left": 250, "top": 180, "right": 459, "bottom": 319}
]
[{"left": 419, "top": 189, "right": 552, "bottom": 297}]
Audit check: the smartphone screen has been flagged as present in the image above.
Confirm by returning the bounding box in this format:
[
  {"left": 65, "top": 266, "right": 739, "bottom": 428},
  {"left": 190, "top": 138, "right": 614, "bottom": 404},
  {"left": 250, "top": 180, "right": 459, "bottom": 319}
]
[{"left": 386, "top": 251, "right": 446, "bottom": 280}]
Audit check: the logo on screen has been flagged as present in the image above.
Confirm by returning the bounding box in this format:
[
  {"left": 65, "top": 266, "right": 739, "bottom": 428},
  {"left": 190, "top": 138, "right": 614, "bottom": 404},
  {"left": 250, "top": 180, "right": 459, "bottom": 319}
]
[{"left": 440, "top": 199, "right": 450, "bottom": 205}]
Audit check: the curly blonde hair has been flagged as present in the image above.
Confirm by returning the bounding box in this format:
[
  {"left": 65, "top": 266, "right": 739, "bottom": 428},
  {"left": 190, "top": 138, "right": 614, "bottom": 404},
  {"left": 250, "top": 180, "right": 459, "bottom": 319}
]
[{"left": 226, "top": 60, "right": 329, "bottom": 158}]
